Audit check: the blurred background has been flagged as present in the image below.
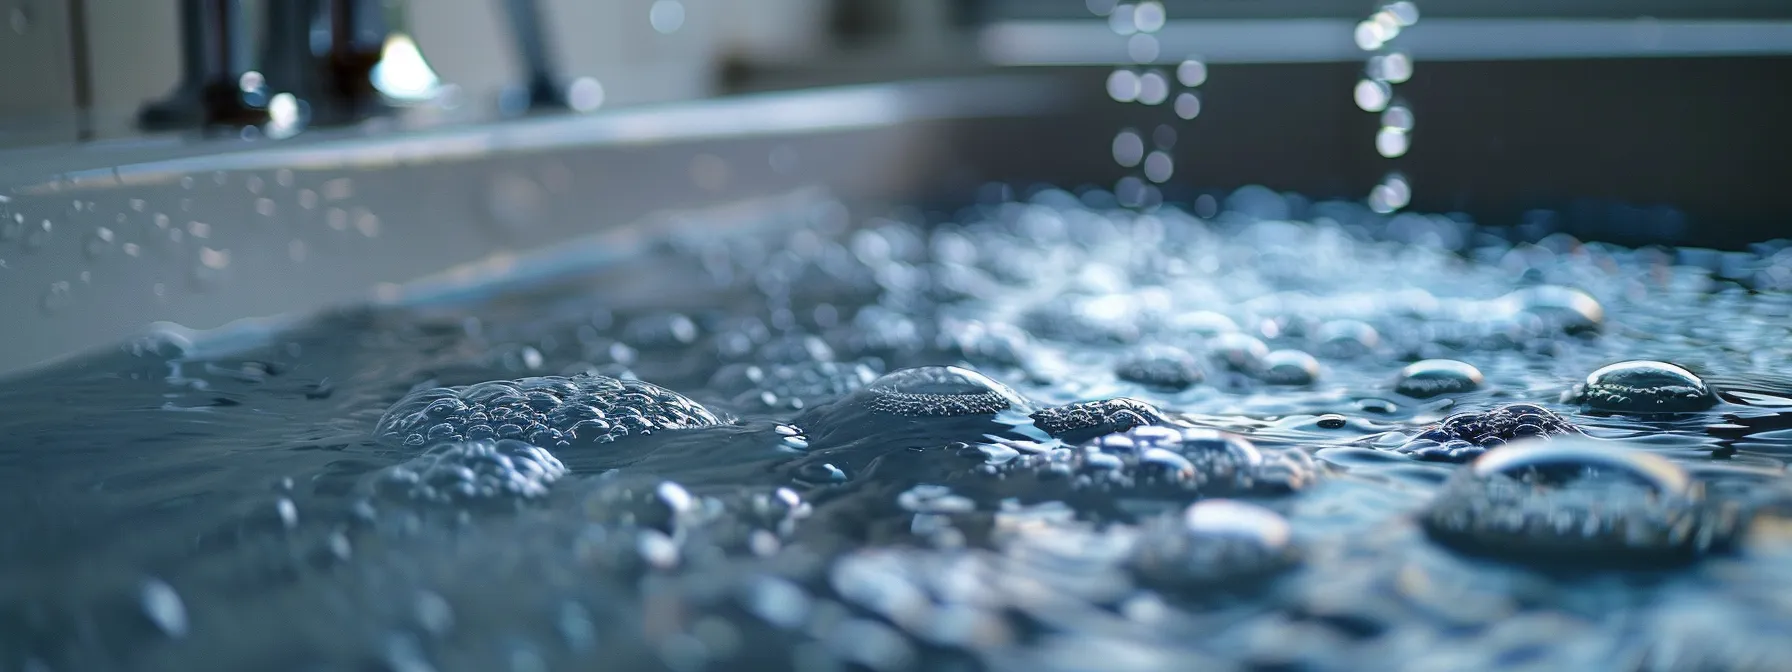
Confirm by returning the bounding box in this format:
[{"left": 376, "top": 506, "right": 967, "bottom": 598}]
[{"left": 0, "top": 0, "right": 1790, "bottom": 373}]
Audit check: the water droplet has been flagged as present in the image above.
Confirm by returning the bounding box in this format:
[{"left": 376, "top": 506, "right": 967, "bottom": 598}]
[
  {"left": 1143, "top": 151, "right": 1174, "bottom": 183},
  {"left": 139, "top": 578, "right": 189, "bottom": 638},
  {"left": 1176, "top": 59, "right": 1207, "bottom": 87},
  {"left": 1132, "top": 1, "right": 1166, "bottom": 33},
  {"left": 1106, "top": 69, "right": 1142, "bottom": 102},
  {"left": 568, "top": 77, "right": 605, "bottom": 112},
  {"left": 1137, "top": 70, "right": 1170, "bottom": 105},
  {"left": 1127, "top": 33, "right": 1160, "bottom": 63},
  {"left": 1381, "top": 104, "right": 1414, "bottom": 131},
  {"left": 1354, "top": 79, "right": 1391, "bottom": 112},
  {"left": 1108, "top": 3, "right": 1138, "bottom": 35},
  {"left": 1260, "top": 349, "right": 1321, "bottom": 386},
  {"left": 1375, "top": 128, "right": 1410, "bottom": 158}
]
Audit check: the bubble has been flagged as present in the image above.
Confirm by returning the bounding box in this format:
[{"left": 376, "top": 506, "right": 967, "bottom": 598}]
[
  {"left": 1394, "top": 359, "right": 1484, "bottom": 398},
  {"left": 1495, "top": 285, "right": 1605, "bottom": 336},
  {"left": 1142, "top": 151, "right": 1174, "bottom": 183},
  {"left": 1398, "top": 403, "right": 1583, "bottom": 463},
  {"left": 1112, "top": 130, "right": 1145, "bottom": 167},
  {"left": 1080, "top": 426, "right": 1315, "bottom": 495},
  {"left": 1354, "top": 79, "right": 1391, "bottom": 112},
  {"left": 1170, "top": 311, "right": 1239, "bottom": 338},
  {"left": 1315, "top": 319, "right": 1381, "bottom": 359},
  {"left": 1152, "top": 124, "right": 1177, "bottom": 149},
  {"left": 1131, "top": 500, "right": 1298, "bottom": 587},
  {"left": 377, "top": 439, "right": 567, "bottom": 503},
  {"left": 1116, "top": 344, "right": 1205, "bottom": 390},
  {"left": 1105, "top": 69, "right": 1142, "bottom": 103},
  {"left": 1173, "top": 92, "right": 1201, "bottom": 119},
  {"left": 84, "top": 226, "right": 115, "bottom": 258},
  {"left": 851, "top": 366, "right": 1028, "bottom": 418},
  {"left": 140, "top": 578, "right": 189, "bottom": 638},
  {"left": 1422, "top": 437, "right": 1745, "bottom": 568},
  {"left": 1375, "top": 127, "right": 1409, "bottom": 158},
  {"left": 1206, "top": 332, "right": 1270, "bottom": 373},
  {"left": 374, "top": 374, "right": 723, "bottom": 448},
  {"left": 1031, "top": 397, "right": 1168, "bottom": 444},
  {"left": 1568, "top": 360, "right": 1717, "bottom": 414},
  {"left": 1260, "top": 350, "right": 1320, "bottom": 386},
  {"left": 1137, "top": 71, "right": 1170, "bottom": 105}
]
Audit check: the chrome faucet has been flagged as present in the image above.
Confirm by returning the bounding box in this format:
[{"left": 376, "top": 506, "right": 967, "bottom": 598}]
[{"left": 137, "top": 0, "right": 575, "bottom": 132}]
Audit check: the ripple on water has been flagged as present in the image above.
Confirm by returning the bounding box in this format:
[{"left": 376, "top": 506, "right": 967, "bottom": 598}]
[
  {"left": 374, "top": 374, "right": 723, "bottom": 448},
  {"left": 1077, "top": 425, "right": 1317, "bottom": 496},
  {"left": 1421, "top": 437, "right": 1747, "bottom": 568}
]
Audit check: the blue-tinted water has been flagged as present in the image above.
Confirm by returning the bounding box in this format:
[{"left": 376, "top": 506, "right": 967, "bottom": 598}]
[{"left": 4, "top": 188, "right": 1792, "bottom": 672}]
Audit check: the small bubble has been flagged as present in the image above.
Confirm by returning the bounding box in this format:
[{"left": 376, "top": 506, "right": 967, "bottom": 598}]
[
  {"left": 256, "top": 198, "right": 277, "bottom": 216},
  {"left": 1106, "top": 69, "right": 1142, "bottom": 102},
  {"left": 1127, "top": 33, "right": 1160, "bottom": 63},
  {"left": 327, "top": 208, "right": 349, "bottom": 230},
  {"left": 1143, "top": 151, "right": 1174, "bottom": 183},
  {"left": 1174, "top": 92, "right": 1201, "bottom": 119},
  {"left": 298, "top": 189, "right": 319, "bottom": 209},
  {"left": 245, "top": 175, "right": 265, "bottom": 194},
  {"left": 199, "top": 247, "right": 230, "bottom": 270},
  {"left": 1112, "top": 130, "right": 1145, "bottom": 167},
  {"left": 8, "top": 6, "right": 29, "bottom": 34},
  {"left": 187, "top": 220, "right": 211, "bottom": 239},
  {"left": 288, "top": 239, "right": 308, "bottom": 263},
  {"left": 180, "top": 176, "right": 195, "bottom": 189},
  {"left": 1138, "top": 71, "right": 1169, "bottom": 105},
  {"left": 1086, "top": 0, "right": 1117, "bottom": 15},
  {"left": 1354, "top": 79, "right": 1391, "bottom": 112},
  {"left": 212, "top": 171, "right": 228, "bottom": 186},
  {"left": 275, "top": 498, "right": 298, "bottom": 529},
  {"left": 275, "top": 169, "right": 295, "bottom": 187},
  {"left": 1373, "top": 51, "right": 1414, "bottom": 83}
]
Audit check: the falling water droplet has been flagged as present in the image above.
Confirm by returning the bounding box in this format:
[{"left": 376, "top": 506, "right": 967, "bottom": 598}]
[
  {"left": 1375, "top": 127, "right": 1410, "bottom": 158},
  {"left": 1112, "top": 130, "right": 1145, "bottom": 167},
  {"left": 1354, "top": 79, "right": 1391, "bottom": 112}
]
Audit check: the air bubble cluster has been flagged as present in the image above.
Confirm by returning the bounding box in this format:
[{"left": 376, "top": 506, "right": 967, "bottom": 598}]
[
  {"left": 1397, "top": 403, "right": 1581, "bottom": 462},
  {"left": 375, "top": 374, "right": 723, "bottom": 448},
  {"left": 377, "top": 438, "right": 567, "bottom": 503}
]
